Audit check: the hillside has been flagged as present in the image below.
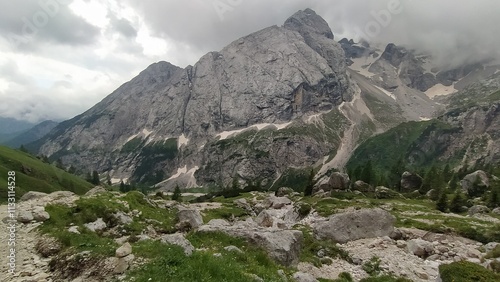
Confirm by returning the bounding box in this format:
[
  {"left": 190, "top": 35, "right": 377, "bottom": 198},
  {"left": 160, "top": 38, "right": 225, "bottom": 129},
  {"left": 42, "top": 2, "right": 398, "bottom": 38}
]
[
  {"left": 3, "top": 120, "right": 58, "bottom": 149},
  {"left": 0, "top": 145, "right": 93, "bottom": 202}
]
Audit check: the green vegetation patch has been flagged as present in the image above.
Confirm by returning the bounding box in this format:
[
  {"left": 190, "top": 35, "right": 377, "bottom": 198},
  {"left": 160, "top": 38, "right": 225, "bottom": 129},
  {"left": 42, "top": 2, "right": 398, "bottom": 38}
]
[
  {"left": 0, "top": 145, "right": 92, "bottom": 202},
  {"left": 439, "top": 261, "right": 500, "bottom": 282},
  {"left": 128, "top": 232, "right": 288, "bottom": 282}
]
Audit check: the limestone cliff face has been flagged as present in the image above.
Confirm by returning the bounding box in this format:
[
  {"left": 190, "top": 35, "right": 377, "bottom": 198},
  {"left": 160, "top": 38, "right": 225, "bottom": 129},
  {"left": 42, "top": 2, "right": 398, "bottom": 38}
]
[{"left": 35, "top": 9, "right": 358, "bottom": 187}]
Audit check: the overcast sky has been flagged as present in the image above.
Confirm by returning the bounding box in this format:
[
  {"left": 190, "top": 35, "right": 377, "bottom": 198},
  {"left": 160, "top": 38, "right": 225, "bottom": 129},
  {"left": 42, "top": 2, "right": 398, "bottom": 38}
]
[{"left": 1, "top": 0, "right": 499, "bottom": 123}]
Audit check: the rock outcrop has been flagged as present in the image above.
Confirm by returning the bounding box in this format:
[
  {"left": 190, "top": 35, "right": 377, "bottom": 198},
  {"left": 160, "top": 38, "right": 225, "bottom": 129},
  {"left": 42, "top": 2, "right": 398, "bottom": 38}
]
[{"left": 313, "top": 208, "right": 395, "bottom": 243}]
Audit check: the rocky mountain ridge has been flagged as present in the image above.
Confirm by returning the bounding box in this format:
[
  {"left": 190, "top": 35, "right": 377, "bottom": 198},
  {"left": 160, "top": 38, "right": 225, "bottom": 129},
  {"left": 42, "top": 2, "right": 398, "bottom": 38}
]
[{"left": 30, "top": 8, "right": 499, "bottom": 190}]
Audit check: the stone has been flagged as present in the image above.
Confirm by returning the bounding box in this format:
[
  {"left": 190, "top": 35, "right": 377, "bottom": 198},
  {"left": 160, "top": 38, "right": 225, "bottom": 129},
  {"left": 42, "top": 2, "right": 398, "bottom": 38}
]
[
  {"left": 313, "top": 208, "right": 395, "bottom": 243},
  {"left": 85, "top": 186, "right": 108, "bottom": 197},
  {"left": 113, "top": 258, "right": 129, "bottom": 274},
  {"left": 468, "top": 205, "right": 490, "bottom": 216},
  {"left": 352, "top": 180, "right": 374, "bottom": 193},
  {"left": 249, "top": 230, "right": 303, "bottom": 267},
  {"left": 116, "top": 242, "right": 132, "bottom": 258},
  {"left": 176, "top": 208, "right": 203, "bottom": 230},
  {"left": 327, "top": 172, "right": 350, "bottom": 190},
  {"left": 292, "top": 272, "right": 319, "bottom": 282},
  {"left": 407, "top": 239, "right": 435, "bottom": 258},
  {"left": 265, "top": 195, "right": 292, "bottom": 209},
  {"left": 375, "top": 186, "right": 403, "bottom": 199},
  {"left": 224, "top": 245, "right": 243, "bottom": 253},
  {"left": 161, "top": 233, "right": 195, "bottom": 256},
  {"left": 18, "top": 211, "right": 34, "bottom": 223},
  {"left": 255, "top": 210, "right": 275, "bottom": 228},
  {"left": 492, "top": 207, "right": 500, "bottom": 215},
  {"left": 84, "top": 218, "right": 107, "bottom": 232},
  {"left": 461, "top": 170, "right": 489, "bottom": 195},
  {"left": 113, "top": 211, "right": 133, "bottom": 225},
  {"left": 206, "top": 219, "right": 231, "bottom": 227},
  {"left": 35, "top": 236, "right": 62, "bottom": 258},
  {"left": 32, "top": 206, "right": 50, "bottom": 222},
  {"left": 68, "top": 226, "right": 80, "bottom": 234},
  {"left": 400, "top": 171, "right": 423, "bottom": 192},
  {"left": 275, "top": 187, "right": 294, "bottom": 197},
  {"left": 20, "top": 191, "right": 48, "bottom": 202}
]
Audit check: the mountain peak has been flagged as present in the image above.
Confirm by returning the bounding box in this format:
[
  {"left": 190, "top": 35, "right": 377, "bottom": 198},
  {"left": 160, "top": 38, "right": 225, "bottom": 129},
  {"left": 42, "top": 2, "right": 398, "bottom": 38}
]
[{"left": 284, "top": 8, "right": 334, "bottom": 40}]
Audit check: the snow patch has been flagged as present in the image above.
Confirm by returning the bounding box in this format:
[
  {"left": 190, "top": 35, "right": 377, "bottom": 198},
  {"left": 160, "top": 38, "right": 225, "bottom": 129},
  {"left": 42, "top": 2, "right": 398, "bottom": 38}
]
[
  {"left": 216, "top": 122, "right": 292, "bottom": 141},
  {"left": 348, "top": 55, "right": 380, "bottom": 78},
  {"left": 425, "top": 83, "right": 457, "bottom": 98},
  {"left": 142, "top": 129, "right": 153, "bottom": 137},
  {"left": 167, "top": 166, "right": 188, "bottom": 181},
  {"left": 178, "top": 134, "right": 189, "bottom": 149},
  {"left": 125, "top": 133, "right": 139, "bottom": 143},
  {"left": 374, "top": 85, "right": 396, "bottom": 100},
  {"left": 419, "top": 117, "right": 431, "bottom": 121},
  {"left": 110, "top": 178, "right": 122, "bottom": 185}
]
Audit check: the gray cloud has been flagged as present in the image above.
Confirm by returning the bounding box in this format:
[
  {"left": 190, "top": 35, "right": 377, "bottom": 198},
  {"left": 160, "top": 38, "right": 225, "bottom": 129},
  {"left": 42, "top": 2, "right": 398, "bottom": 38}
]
[
  {"left": 0, "top": 0, "right": 99, "bottom": 49},
  {"left": 2, "top": 0, "right": 500, "bottom": 123},
  {"left": 125, "top": 0, "right": 500, "bottom": 69}
]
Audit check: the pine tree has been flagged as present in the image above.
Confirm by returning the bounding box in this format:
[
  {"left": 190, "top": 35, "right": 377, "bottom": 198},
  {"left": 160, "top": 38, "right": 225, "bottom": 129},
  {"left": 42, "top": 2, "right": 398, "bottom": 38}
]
[
  {"left": 436, "top": 192, "right": 448, "bottom": 212},
  {"left": 304, "top": 169, "right": 315, "bottom": 196},
  {"left": 91, "top": 170, "right": 100, "bottom": 185},
  {"left": 172, "top": 185, "right": 182, "bottom": 202},
  {"left": 106, "top": 175, "right": 112, "bottom": 186},
  {"left": 231, "top": 175, "right": 240, "bottom": 191},
  {"left": 489, "top": 189, "right": 499, "bottom": 208},
  {"left": 448, "top": 173, "right": 459, "bottom": 191},
  {"left": 443, "top": 164, "right": 452, "bottom": 181},
  {"left": 450, "top": 190, "right": 466, "bottom": 213},
  {"left": 19, "top": 145, "right": 29, "bottom": 153},
  {"left": 360, "top": 160, "right": 374, "bottom": 185},
  {"left": 119, "top": 181, "right": 126, "bottom": 193}
]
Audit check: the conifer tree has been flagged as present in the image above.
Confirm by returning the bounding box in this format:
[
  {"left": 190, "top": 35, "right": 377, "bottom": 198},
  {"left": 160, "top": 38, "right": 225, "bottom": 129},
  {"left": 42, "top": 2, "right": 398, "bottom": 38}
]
[
  {"left": 436, "top": 192, "right": 448, "bottom": 212},
  {"left": 304, "top": 169, "right": 315, "bottom": 196},
  {"left": 172, "top": 185, "right": 182, "bottom": 202}
]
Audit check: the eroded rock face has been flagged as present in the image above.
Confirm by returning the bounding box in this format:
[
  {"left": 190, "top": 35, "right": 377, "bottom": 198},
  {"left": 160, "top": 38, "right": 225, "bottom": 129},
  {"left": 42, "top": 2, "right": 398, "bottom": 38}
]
[
  {"left": 313, "top": 208, "right": 395, "bottom": 243},
  {"left": 35, "top": 8, "right": 354, "bottom": 188}
]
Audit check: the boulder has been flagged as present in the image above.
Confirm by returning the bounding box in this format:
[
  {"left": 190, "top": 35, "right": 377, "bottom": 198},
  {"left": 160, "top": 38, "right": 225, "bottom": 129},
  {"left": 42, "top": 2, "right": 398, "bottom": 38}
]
[
  {"left": 113, "top": 211, "right": 133, "bottom": 225},
  {"left": 293, "top": 272, "right": 319, "bottom": 282},
  {"left": 161, "top": 233, "right": 195, "bottom": 256},
  {"left": 224, "top": 245, "right": 243, "bottom": 253},
  {"left": 265, "top": 195, "right": 292, "bottom": 209},
  {"left": 461, "top": 170, "right": 489, "bottom": 195},
  {"left": 400, "top": 172, "right": 423, "bottom": 192},
  {"left": 407, "top": 239, "right": 435, "bottom": 258},
  {"left": 275, "top": 187, "right": 294, "bottom": 197},
  {"left": 17, "top": 211, "right": 34, "bottom": 223},
  {"left": 468, "top": 205, "right": 490, "bottom": 216},
  {"left": 68, "top": 226, "right": 80, "bottom": 234},
  {"left": 176, "top": 208, "right": 203, "bottom": 230},
  {"left": 20, "top": 191, "right": 48, "bottom": 202},
  {"left": 327, "top": 172, "right": 350, "bottom": 190},
  {"left": 85, "top": 186, "right": 108, "bottom": 197},
  {"left": 313, "top": 208, "right": 395, "bottom": 243},
  {"left": 375, "top": 186, "right": 403, "bottom": 199},
  {"left": 35, "top": 236, "right": 62, "bottom": 258},
  {"left": 115, "top": 242, "right": 132, "bottom": 258},
  {"left": 84, "top": 218, "right": 107, "bottom": 232},
  {"left": 248, "top": 230, "right": 303, "bottom": 267},
  {"left": 492, "top": 207, "right": 500, "bottom": 215},
  {"left": 32, "top": 206, "right": 50, "bottom": 222},
  {"left": 353, "top": 180, "right": 374, "bottom": 193},
  {"left": 255, "top": 210, "right": 275, "bottom": 228}
]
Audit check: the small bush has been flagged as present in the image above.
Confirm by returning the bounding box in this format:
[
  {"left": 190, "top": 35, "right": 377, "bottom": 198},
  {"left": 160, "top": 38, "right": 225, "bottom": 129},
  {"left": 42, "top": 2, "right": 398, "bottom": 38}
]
[
  {"left": 362, "top": 256, "right": 382, "bottom": 276},
  {"left": 439, "top": 261, "right": 500, "bottom": 282},
  {"left": 485, "top": 245, "right": 500, "bottom": 259}
]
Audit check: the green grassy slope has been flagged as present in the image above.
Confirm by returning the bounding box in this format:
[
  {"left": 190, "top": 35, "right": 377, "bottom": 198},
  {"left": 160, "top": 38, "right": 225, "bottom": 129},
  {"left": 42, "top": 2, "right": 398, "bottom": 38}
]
[{"left": 0, "top": 145, "right": 93, "bottom": 202}]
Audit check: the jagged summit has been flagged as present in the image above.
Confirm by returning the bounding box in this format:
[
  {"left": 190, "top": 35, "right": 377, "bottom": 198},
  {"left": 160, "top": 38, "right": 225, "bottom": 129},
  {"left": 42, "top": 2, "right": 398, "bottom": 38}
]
[{"left": 284, "top": 8, "right": 334, "bottom": 40}]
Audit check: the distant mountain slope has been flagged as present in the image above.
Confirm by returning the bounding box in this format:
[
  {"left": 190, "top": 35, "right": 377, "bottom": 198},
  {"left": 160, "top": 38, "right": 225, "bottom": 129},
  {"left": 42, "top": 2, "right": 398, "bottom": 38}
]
[
  {"left": 0, "top": 146, "right": 93, "bottom": 202},
  {"left": 347, "top": 74, "right": 500, "bottom": 178},
  {"left": 3, "top": 120, "right": 58, "bottom": 148},
  {"left": 0, "top": 117, "right": 34, "bottom": 134}
]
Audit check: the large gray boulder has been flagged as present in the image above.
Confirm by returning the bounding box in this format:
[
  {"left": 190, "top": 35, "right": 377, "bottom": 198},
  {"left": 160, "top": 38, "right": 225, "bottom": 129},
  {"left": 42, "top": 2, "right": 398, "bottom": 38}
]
[
  {"left": 400, "top": 172, "right": 423, "bottom": 192},
  {"left": 407, "top": 239, "right": 435, "bottom": 258},
  {"left": 176, "top": 208, "right": 203, "bottom": 230},
  {"left": 293, "top": 272, "right": 319, "bottom": 282},
  {"left": 468, "top": 205, "right": 490, "bottom": 216},
  {"left": 161, "top": 233, "right": 195, "bottom": 256},
  {"left": 20, "top": 191, "right": 48, "bottom": 202},
  {"left": 353, "top": 180, "right": 374, "bottom": 193},
  {"left": 327, "top": 172, "right": 350, "bottom": 190},
  {"left": 84, "top": 218, "right": 107, "bottom": 232},
  {"left": 313, "top": 208, "right": 395, "bottom": 243},
  {"left": 461, "top": 170, "right": 489, "bottom": 195}
]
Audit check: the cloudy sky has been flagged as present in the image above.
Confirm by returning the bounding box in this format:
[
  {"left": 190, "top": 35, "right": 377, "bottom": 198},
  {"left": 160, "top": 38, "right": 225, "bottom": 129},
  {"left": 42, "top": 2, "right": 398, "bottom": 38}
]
[{"left": 0, "top": 0, "right": 499, "bottom": 123}]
